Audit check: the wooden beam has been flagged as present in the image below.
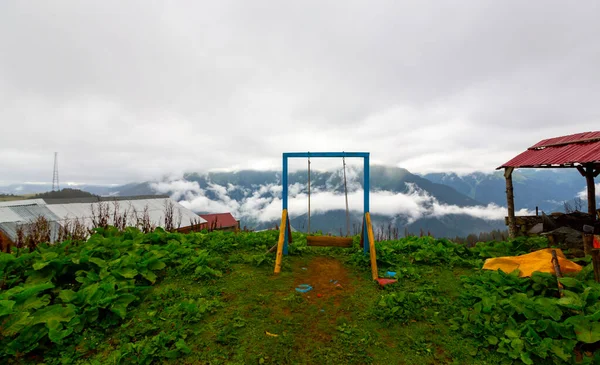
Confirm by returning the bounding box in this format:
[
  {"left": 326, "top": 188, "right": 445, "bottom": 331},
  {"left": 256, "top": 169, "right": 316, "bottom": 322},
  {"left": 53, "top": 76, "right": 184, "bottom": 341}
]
[
  {"left": 577, "top": 166, "right": 587, "bottom": 177},
  {"left": 594, "top": 166, "right": 600, "bottom": 178},
  {"left": 586, "top": 164, "right": 597, "bottom": 222},
  {"left": 306, "top": 236, "right": 353, "bottom": 247},
  {"left": 504, "top": 167, "right": 517, "bottom": 239}
]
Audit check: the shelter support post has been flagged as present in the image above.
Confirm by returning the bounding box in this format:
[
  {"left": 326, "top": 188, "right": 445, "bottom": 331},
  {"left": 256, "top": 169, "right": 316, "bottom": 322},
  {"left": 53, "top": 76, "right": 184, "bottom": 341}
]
[
  {"left": 504, "top": 167, "right": 517, "bottom": 239},
  {"left": 578, "top": 164, "right": 597, "bottom": 256},
  {"left": 585, "top": 164, "right": 597, "bottom": 221},
  {"left": 585, "top": 164, "right": 599, "bottom": 281}
]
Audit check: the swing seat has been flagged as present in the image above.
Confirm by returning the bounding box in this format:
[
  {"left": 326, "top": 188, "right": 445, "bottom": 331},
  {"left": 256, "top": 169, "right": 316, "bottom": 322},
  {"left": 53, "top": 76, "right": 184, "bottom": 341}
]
[{"left": 306, "top": 235, "right": 353, "bottom": 248}]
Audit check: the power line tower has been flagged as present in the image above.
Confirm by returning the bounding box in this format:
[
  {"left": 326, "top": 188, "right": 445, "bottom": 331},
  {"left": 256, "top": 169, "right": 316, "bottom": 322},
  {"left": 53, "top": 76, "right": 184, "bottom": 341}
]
[{"left": 52, "top": 152, "right": 60, "bottom": 191}]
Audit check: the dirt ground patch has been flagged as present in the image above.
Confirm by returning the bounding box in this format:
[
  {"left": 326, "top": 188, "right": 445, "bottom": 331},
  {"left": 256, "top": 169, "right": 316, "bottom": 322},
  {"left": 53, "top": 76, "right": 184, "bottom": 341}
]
[{"left": 292, "top": 256, "right": 354, "bottom": 306}]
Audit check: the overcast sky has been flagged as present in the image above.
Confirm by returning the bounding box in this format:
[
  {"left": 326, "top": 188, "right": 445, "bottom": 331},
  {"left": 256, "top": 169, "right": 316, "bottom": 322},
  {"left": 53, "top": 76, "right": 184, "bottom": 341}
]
[{"left": 1, "top": 1, "right": 599, "bottom": 185}]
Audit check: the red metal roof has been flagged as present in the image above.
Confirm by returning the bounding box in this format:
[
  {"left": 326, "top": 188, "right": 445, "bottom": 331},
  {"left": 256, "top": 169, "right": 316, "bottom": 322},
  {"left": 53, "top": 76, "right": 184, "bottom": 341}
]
[
  {"left": 199, "top": 213, "right": 239, "bottom": 229},
  {"left": 499, "top": 131, "right": 600, "bottom": 169}
]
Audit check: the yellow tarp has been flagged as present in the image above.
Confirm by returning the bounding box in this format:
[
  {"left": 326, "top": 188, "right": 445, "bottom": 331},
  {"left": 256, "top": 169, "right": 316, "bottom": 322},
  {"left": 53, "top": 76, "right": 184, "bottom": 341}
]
[{"left": 482, "top": 248, "right": 582, "bottom": 277}]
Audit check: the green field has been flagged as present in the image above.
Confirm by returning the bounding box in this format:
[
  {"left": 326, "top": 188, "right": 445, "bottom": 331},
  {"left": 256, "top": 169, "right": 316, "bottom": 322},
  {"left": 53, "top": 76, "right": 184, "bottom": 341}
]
[
  {"left": 0, "top": 194, "right": 32, "bottom": 202},
  {"left": 1, "top": 229, "right": 599, "bottom": 364}
]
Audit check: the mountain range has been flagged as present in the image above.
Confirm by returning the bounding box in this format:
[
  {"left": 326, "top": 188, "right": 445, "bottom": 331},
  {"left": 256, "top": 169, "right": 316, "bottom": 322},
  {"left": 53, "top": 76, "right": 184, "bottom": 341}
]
[{"left": 2, "top": 166, "right": 595, "bottom": 238}]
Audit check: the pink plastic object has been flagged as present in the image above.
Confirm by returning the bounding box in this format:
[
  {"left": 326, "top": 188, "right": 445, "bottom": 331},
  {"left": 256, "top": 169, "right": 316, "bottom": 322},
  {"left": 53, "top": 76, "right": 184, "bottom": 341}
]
[{"left": 376, "top": 278, "right": 398, "bottom": 286}]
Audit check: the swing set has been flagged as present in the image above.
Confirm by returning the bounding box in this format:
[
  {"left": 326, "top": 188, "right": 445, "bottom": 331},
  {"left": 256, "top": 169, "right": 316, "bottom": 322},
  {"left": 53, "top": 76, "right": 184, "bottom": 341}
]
[{"left": 273, "top": 152, "right": 383, "bottom": 282}]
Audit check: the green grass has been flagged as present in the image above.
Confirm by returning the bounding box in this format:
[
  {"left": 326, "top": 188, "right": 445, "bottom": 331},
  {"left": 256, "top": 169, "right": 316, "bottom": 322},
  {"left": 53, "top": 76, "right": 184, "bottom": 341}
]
[{"left": 81, "top": 250, "right": 501, "bottom": 365}]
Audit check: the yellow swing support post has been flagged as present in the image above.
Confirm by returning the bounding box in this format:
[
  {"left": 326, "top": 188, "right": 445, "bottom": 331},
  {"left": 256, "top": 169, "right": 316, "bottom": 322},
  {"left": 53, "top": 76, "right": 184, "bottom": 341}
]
[
  {"left": 365, "top": 212, "right": 378, "bottom": 280},
  {"left": 274, "top": 209, "right": 288, "bottom": 274}
]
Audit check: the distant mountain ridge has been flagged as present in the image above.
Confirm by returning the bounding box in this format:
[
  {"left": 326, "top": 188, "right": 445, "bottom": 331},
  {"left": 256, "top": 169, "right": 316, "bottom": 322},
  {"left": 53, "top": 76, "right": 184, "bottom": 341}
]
[
  {"left": 3, "top": 166, "right": 594, "bottom": 238},
  {"left": 423, "top": 169, "right": 592, "bottom": 213}
]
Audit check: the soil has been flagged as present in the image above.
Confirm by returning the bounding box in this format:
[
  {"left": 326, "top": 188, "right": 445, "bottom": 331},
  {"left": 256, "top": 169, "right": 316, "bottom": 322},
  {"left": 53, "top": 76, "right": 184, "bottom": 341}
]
[{"left": 292, "top": 256, "right": 354, "bottom": 306}]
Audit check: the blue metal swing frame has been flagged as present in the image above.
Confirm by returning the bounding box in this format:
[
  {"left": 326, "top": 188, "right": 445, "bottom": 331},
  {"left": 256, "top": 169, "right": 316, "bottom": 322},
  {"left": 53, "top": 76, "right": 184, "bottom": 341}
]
[{"left": 281, "top": 152, "right": 371, "bottom": 255}]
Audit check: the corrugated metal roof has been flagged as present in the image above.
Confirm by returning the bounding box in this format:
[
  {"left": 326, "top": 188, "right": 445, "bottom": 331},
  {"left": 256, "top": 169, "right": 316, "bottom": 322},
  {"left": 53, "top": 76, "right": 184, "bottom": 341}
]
[
  {"left": 0, "top": 208, "right": 24, "bottom": 223},
  {"left": 530, "top": 131, "right": 600, "bottom": 148},
  {"left": 499, "top": 131, "right": 600, "bottom": 169},
  {"left": 199, "top": 213, "right": 239, "bottom": 229},
  {"left": 42, "top": 195, "right": 170, "bottom": 205},
  {"left": 0, "top": 197, "right": 205, "bottom": 242},
  {"left": 0, "top": 205, "right": 60, "bottom": 223},
  {"left": 0, "top": 199, "right": 45, "bottom": 207},
  {"left": 46, "top": 198, "right": 206, "bottom": 229}
]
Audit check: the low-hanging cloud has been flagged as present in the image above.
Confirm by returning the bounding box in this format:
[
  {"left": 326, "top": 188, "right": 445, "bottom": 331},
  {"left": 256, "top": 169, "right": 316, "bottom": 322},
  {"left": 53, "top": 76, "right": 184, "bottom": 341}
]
[{"left": 151, "top": 177, "right": 529, "bottom": 227}]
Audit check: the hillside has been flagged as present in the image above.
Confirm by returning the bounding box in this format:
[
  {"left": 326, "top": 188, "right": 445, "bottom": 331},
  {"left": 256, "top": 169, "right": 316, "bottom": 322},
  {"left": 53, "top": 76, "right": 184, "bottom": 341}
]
[
  {"left": 424, "top": 169, "right": 592, "bottom": 213},
  {"left": 7, "top": 166, "right": 593, "bottom": 238},
  {"left": 154, "top": 166, "right": 502, "bottom": 237},
  {"left": 30, "top": 188, "right": 98, "bottom": 199}
]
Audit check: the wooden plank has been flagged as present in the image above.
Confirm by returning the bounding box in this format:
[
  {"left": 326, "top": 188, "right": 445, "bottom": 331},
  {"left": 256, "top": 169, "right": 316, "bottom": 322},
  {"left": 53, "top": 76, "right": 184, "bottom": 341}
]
[
  {"left": 365, "top": 212, "right": 378, "bottom": 280},
  {"left": 306, "top": 236, "right": 353, "bottom": 247},
  {"left": 274, "top": 209, "right": 287, "bottom": 274}
]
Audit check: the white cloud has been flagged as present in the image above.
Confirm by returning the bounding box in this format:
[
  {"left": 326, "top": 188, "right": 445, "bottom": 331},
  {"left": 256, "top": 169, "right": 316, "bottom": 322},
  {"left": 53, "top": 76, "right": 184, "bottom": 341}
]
[
  {"left": 151, "top": 177, "right": 523, "bottom": 226},
  {"left": 577, "top": 183, "right": 600, "bottom": 199}
]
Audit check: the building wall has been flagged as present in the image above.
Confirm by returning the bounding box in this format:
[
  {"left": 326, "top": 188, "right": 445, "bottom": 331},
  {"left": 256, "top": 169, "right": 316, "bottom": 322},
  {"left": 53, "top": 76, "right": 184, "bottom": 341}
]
[{"left": 0, "top": 230, "right": 14, "bottom": 253}]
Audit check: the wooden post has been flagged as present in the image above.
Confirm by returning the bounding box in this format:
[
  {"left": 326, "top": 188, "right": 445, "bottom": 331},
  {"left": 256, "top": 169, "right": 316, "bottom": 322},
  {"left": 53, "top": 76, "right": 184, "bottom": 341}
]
[
  {"left": 582, "top": 165, "right": 597, "bottom": 256},
  {"left": 274, "top": 209, "right": 288, "bottom": 274},
  {"left": 505, "top": 167, "right": 517, "bottom": 239},
  {"left": 585, "top": 164, "right": 597, "bottom": 221},
  {"left": 365, "top": 213, "right": 378, "bottom": 280},
  {"left": 551, "top": 249, "right": 564, "bottom": 297}
]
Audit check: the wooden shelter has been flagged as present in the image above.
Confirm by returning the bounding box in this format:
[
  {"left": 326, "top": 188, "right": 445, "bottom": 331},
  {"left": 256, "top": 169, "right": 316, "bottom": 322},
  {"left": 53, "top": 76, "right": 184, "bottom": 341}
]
[{"left": 498, "top": 132, "right": 600, "bottom": 240}]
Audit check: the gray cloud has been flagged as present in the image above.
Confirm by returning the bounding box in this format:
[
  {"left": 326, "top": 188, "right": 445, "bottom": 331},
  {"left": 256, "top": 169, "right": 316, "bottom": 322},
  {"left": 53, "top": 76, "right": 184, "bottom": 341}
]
[{"left": 1, "top": 1, "right": 599, "bottom": 184}]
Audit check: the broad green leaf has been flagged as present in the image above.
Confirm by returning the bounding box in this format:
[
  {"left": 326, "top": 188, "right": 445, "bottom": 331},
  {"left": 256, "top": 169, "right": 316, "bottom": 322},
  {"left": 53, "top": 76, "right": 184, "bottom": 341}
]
[
  {"left": 12, "top": 282, "right": 54, "bottom": 303},
  {"left": 534, "top": 297, "right": 562, "bottom": 321},
  {"left": 148, "top": 260, "right": 166, "bottom": 270},
  {"left": 551, "top": 340, "right": 575, "bottom": 361},
  {"left": 520, "top": 351, "right": 534, "bottom": 365},
  {"left": 0, "top": 299, "right": 16, "bottom": 316},
  {"left": 31, "top": 304, "right": 77, "bottom": 325},
  {"left": 110, "top": 294, "right": 137, "bottom": 319},
  {"left": 33, "top": 261, "right": 51, "bottom": 270},
  {"left": 59, "top": 289, "right": 78, "bottom": 303},
  {"left": 47, "top": 319, "right": 74, "bottom": 344},
  {"left": 21, "top": 294, "right": 51, "bottom": 310},
  {"left": 2, "top": 311, "right": 33, "bottom": 336},
  {"left": 41, "top": 252, "right": 58, "bottom": 261},
  {"left": 141, "top": 270, "right": 157, "bottom": 284},
  {"left": 89, "top": 257, "right": 107, "bottom": 268},
  {"left": 505, "top": 329, "right": 520, "bottom": 339},
  {"left": 6, "top": 323, "right": 47, "bottom": 355},
  {"left": 558, "top": 277, "right": 580, "bottom": 288},
  {"left": 565, "top": 316, "right": 600, "bottom": 343},
  {"left": 557, "top": 290, "right": 584, "bottom": 310},
  {"left": 486, "top": 335, "right": 498, "bottom": 345},
  {"left": 113, "top": 268, "right": 138, "bottom": 279}
]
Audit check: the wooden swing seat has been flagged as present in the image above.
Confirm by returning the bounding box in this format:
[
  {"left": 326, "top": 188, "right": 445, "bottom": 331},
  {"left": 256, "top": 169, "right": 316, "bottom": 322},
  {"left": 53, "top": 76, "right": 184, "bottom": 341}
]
[{"left": 306, "top": 235, "right": 353, "bottom": 248}]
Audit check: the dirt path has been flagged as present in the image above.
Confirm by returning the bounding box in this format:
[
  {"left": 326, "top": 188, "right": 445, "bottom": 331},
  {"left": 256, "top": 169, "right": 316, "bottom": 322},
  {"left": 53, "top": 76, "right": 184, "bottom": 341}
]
[{"left": 292, "top": 256, "right": 355, "bottom": 306}]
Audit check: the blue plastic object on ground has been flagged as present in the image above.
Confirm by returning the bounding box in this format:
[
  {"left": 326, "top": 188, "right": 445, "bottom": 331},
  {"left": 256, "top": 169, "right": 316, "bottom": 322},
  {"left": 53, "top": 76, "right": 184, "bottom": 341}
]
[
  {"left": 296, "top": 284, "right": 313, "bottom": 293},
  {"left": 385, "top": 271, "right": 397, "bottom": 277}
]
